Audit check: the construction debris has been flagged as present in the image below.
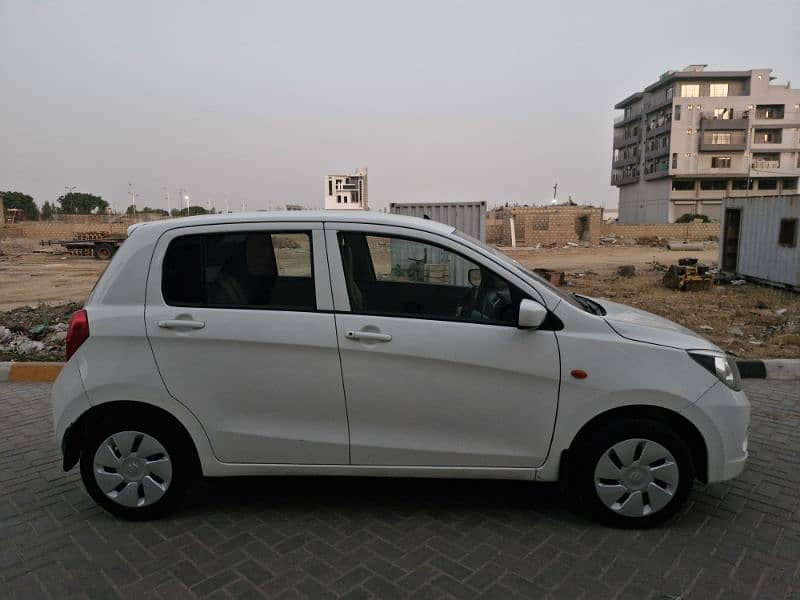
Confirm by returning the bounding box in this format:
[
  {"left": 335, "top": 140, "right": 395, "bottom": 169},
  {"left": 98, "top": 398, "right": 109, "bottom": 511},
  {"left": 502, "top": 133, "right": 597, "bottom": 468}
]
[
  {"left": 667, "top": 240, "right": 705, "bottom": 251},
  {"left": 533, "top": 269, "right": 566, "bottom": 286},
  {"left": 617, "top": 265, "right": 636, "bottom": 277}
]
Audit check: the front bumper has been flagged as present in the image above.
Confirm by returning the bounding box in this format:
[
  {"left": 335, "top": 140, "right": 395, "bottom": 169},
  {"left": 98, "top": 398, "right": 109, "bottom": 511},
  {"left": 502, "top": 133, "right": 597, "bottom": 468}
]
[{"left": 681, "top": 381, "right": 750, "bottom": 483}]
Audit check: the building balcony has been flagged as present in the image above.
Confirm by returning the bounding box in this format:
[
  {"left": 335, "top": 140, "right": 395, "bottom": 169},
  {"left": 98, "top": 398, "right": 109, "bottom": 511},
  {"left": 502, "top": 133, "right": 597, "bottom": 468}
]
[
  {"left": 611, "top": 173, "right": 639, "bottom": 186},
  {"left": 643, "top": 165, "right": 670, "bottom": 180},
  {"left": 613, "top": 134, "right": 641, "bottom": 149},
  {"left": 752, "top": 160, "right": 780, "bottom": 170},
  {"left": 699, "top": 116, "right": 748, "bottom": 131},
  {"left": 698, "top": 132, "right": 747, "bottom": 152},
  {"left": 644, "top": 145, "right": 670, "bottom": 159},
  {"left": 613, "top": 112, "right": 641, "bottom": 128},
  {"left": 643, "top": 95, "right": 673, "bottom": 113},
  {"left": 645, "top": 121, "right": 672, "bottom": 138},
  {"left": 612, "top": 155, "right": 639, "bottom": 168}
]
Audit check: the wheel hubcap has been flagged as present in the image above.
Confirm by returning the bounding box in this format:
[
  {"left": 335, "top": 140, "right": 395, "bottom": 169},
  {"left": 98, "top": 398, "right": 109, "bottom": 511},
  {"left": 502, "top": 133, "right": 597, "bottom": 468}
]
[
  {"left": 593, "top": 438, "right": 679, "bottom": 518},
  {"left": 93, "top": 431, "right": 172, "bottom": 508}
]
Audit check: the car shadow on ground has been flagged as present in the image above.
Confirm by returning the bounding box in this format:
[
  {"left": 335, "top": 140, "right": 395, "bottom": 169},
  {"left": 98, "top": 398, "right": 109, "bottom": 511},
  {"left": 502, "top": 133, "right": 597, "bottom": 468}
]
[{"left": 181, "top": 475, "right": 573, "bottom": 520}]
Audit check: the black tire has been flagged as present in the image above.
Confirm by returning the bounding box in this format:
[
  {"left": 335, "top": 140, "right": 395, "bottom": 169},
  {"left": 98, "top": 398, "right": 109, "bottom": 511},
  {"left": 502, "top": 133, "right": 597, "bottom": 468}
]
[
  {"left": 94, "top": 244, "right": 114, "bottom": 260},
  {"left": 570, "top": 418, "right": 694, "bottom": 529},
  {"left": 79, "top": 413, "right": 196, "bottom": 520}
]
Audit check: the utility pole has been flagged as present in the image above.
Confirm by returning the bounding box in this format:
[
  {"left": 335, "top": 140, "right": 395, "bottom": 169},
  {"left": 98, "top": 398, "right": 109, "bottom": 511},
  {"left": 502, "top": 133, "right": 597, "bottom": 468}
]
[{"left": 128, "top": 183, "right": 136, "bottom": 215}]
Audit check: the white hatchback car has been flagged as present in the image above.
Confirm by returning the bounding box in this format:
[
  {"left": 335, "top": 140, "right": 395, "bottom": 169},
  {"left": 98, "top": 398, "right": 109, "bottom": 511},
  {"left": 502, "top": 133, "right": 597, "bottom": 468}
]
[{"left": 52, "top": 212, "right": 749, "bottom": 527}]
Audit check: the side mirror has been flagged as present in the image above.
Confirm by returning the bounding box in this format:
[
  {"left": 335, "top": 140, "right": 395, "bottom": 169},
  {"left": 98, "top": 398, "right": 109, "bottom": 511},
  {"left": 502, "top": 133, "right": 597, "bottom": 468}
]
[
  {"left": 518, "top": 298, "right": 548, "bottom": 329},
  {"left": 468, "top": 268, "right": 482, "bottom": 287}
]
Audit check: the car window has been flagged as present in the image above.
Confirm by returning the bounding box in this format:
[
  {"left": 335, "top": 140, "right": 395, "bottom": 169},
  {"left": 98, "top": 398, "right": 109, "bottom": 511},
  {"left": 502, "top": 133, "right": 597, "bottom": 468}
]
[
  {"left": 338, "top": 232, "right": 523, "bottom": 325},
  {"left": 162, "top": 231, "right": 315, "bottom": 310}
]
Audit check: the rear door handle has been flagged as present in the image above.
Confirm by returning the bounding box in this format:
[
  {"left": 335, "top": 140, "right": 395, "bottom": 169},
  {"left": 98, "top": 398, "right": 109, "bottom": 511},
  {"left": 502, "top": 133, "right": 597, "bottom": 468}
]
[
  {"left": 157, "top": 319, "right": 206, "bottom": 330},
  {"left": 345, "top": 330, "right": 392, "bottom": 342}
]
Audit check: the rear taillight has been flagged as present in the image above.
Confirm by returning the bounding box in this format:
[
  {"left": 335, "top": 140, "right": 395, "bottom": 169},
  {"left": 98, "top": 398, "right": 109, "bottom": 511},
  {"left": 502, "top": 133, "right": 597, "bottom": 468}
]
[{"left": 65, "top": 309, "right": 89, "bottom": 361}]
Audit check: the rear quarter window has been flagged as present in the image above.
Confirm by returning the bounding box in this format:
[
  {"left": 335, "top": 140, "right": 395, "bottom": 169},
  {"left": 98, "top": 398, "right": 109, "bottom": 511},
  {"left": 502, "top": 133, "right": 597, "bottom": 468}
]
[{"left": 162, "top": 231, "right": 315, "bottom": 310}]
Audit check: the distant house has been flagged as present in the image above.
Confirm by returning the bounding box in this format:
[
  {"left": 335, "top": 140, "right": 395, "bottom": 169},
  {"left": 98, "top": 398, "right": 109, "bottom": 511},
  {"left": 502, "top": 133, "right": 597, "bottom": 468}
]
[
  {"left": 720, "top": 194, "right": 800, "bottom": 290},
  {"left": 325, "top": 168, "right": 368, "bottom": 210}
]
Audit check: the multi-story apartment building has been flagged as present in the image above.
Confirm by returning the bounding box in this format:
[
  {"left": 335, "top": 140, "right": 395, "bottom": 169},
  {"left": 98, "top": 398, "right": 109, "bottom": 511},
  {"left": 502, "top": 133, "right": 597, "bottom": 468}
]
[
  {"left": 324, "top": 168, "right": 368, "bottom": 210},
  {"left": 612, "top": 65, "right": 800, "bottom": 223}
]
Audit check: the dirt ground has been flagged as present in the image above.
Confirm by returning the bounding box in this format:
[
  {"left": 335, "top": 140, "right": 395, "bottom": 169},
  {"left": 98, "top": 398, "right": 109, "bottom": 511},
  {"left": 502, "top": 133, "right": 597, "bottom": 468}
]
[
  {"left": 506, "top": 244, "right": 800, "bottom": 359},
  {"left": 1, "top": 238, "right": 798, "bottom": 360},
  {"left": 0, "top": 239, "right": 107, "bottom": 311}
]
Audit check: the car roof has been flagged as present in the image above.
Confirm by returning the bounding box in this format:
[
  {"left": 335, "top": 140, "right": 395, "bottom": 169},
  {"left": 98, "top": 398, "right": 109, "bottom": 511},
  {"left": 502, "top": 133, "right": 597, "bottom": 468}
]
[{"left": 127, "top": 210, "right": 456, "bottom": 237}]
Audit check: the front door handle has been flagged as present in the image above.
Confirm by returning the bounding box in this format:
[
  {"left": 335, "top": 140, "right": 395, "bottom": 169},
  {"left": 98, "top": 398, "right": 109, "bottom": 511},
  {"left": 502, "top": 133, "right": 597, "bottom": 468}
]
[
  {"left": 157, "top": 319, "right": 206, "bottom": 330},
  {"left": 345, "top": 330, "right": 392, "bottom": 342}
]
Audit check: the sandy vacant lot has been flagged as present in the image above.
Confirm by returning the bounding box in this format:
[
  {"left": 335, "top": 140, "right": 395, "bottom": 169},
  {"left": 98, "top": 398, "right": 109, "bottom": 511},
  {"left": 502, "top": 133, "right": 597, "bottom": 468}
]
[{"left": 0, "top": 250, "right": 108, "bottom": 311}]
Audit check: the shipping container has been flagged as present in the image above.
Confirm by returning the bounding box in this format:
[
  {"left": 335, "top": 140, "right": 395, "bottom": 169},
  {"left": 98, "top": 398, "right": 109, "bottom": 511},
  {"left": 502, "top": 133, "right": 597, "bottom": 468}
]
[
  {"left": 388, "top": 202, "right": 487, "bottom": 286},
  {"left": 389, "top": 201, "right": 486, "bottom": 242},
  {"left": 720, "top": 194, "right": 800, "bottom": 290}
]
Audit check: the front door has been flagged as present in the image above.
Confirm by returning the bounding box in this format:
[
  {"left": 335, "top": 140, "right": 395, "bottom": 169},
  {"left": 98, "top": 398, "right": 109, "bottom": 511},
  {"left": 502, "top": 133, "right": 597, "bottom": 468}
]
[
  {"left": 326, "top": 225, "right": 560, "bottom": 468},
  {"left": 145, "top": 222, "right": 349, "bottom": 464}
]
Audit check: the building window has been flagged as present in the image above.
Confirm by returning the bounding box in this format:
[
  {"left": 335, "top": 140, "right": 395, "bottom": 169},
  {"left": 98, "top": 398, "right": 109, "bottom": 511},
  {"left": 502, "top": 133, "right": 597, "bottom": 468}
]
[
  {"left": 710, "top": 83, "right": 729, "bottom": 97},
  {"left": 756, "top": 104, "right": 784, "bottom": 119},
  {"left": 680, "top": 84, "right": 700, "bottom": 98},
  {"left": 711, "top": 156, "right": 732, "bottom": 168},
  {"left": 672, "top": 153, "right": 678, "bottom": 169},
  {"left": 758, "top": 179, "right": 778, "bottom": 190},
  {"left": 731, "top": 179, "right": 754, "bottom": 190},
  {"left": 778, "top": 219, "right": 797, "bottom": 247},
  {"left": 666, "top": 87, "right": 674, "bottom": 102},
  {"left": 672, "top": 179, "right": 694, "bottom": 191},
  {"left": 783, "top": 178, "right": 798, "bottom": 190},
  {"left": 328, "top": 180, "right": 333, "bottom": 196},
  {"left": 674, "top": 105, "right": 681, "bottom": 121},
  {"left": 700, "top": 179, "right": 728, "bottom": 191},
  {"left": 711, "top": 132, "right": 732, "bottom": 145},
  {"left": 337, "top": 195, "right": 342, "bottom": 203},
  {"left": 713, "top": 108, "right": 732, "bottom": 119},
  {"left": 754, "top": 129, "right": 782, "bottom": 144}
]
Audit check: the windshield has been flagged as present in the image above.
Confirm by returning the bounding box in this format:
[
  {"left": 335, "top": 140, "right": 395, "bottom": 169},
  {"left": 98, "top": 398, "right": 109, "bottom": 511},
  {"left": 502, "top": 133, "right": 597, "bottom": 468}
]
[{"left": 453, "top": 230, "right": 586, "bottom": 310}]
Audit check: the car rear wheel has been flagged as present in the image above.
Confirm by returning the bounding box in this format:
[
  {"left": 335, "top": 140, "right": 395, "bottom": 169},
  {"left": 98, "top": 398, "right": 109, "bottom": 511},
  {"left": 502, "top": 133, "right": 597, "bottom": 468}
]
[
  {"left": 80, "top": 417, "right": 195, "bottom": 520},
  {"left": 572, "top": 419, "right": 694, "bottom": 528}
]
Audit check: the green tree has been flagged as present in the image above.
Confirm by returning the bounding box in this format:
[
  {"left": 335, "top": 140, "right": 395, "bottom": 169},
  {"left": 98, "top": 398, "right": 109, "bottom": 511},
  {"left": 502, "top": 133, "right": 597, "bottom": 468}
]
[
  {"left": 141, "top": 206, "right": 169, "bottom": 216},
  {"left": 41, "top": 201, "right": 55, "bottom": 220},
  {"left": 675, "top": 213, "right": 710, "bottom": 223},
  {"left": 58, "top": 192, "right": 108, "bottom": 215},
  {"left": 170, "top": 205, "right": 209, "bottom": 217},
  {"left": 0, "top": 191, "right": 39, "bottom": 220}
]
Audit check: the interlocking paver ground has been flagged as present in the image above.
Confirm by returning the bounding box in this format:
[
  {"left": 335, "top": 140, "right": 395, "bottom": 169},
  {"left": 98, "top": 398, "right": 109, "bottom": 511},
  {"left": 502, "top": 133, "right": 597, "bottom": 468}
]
[{"left": 1, "top": 381, "right": 798, "bottom": 599}]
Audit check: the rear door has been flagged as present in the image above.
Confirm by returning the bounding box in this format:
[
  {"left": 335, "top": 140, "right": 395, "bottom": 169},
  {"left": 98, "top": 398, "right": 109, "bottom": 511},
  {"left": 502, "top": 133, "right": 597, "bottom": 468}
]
[
  {"left": 145, "top": 222, "right": 349, "bottom": 464},
  {"left": 326, "top": 223, "right": 560, "bottom": 468}
]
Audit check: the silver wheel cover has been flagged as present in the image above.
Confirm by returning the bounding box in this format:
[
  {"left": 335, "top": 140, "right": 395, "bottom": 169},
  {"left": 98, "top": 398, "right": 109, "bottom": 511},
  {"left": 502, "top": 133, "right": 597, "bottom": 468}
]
[
  {"left": 93, "top": 430, "right": 173, "bottom": 508},
  {"left": 594, "top": 438, "right": 679, "bottom": 518}
]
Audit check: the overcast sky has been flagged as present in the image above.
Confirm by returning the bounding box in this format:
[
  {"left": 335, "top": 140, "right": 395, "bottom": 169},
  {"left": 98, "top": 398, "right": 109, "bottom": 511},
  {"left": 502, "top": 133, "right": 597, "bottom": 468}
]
[{"left": 2, "top": 0, "right": 799, "bottom": 213}]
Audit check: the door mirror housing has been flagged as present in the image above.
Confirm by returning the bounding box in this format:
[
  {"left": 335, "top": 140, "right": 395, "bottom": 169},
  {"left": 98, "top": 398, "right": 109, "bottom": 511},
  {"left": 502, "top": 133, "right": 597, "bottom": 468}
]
[{"left": 518, "top": 299, "right": 548, "bottom": 329}]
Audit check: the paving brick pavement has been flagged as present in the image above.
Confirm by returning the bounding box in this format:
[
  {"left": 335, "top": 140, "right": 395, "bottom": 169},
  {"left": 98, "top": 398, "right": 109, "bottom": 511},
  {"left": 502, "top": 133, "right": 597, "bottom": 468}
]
[{"left": 0, "top": 381, "right": 798, "bottom": 599}]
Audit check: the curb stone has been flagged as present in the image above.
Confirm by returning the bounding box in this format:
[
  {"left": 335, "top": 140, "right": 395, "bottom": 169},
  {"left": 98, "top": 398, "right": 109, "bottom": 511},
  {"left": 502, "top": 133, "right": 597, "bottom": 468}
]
[
  {"left": 0, "top": 362, "right": 64, "bottom": 383},
  {"left": 737, "top": 359, "right": 800, "bottom": 380}
]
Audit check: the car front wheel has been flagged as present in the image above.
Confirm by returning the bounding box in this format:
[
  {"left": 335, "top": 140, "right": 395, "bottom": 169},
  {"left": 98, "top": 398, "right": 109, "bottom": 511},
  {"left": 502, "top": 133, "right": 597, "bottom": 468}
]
[{"left": 572, "top": 419, "right": 694, "bottom": 528}]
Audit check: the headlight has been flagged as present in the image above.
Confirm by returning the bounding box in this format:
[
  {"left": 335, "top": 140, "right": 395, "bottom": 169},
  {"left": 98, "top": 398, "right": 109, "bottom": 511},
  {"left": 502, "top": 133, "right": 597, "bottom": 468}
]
[{"left": 688, "top": 350, "right": 742, "bottom": 391}]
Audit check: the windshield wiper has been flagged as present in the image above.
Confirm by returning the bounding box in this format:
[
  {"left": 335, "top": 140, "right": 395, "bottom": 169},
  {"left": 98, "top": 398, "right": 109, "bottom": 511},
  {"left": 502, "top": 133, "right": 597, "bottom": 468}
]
[{"left": 572, "top": 293, "right": 604, "bottom": 316}]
